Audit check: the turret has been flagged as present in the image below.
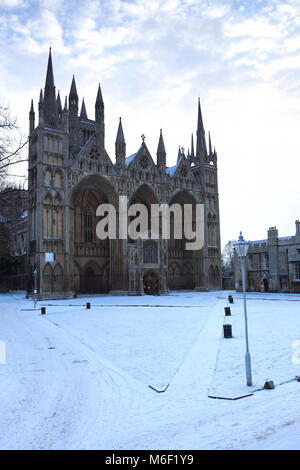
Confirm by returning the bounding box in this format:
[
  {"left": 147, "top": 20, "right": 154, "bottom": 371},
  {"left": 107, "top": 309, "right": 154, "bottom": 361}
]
[
  {"left": 115, "top": 117, "right": 126, "bottom": 165},
  {"left": 57, "top": 90, "right": 62, "bottom": 122},
  {"left": 80, "top": 98, "right": 87, "bottom": 119},
  {"left": 157, "top": 129, "right": 166, "bottom": 170},
  {"left": 69, "top": 75, "right": 78, "bottom": 117},
  {"left": 29, "top": 99, "right": 35, "bottom": 135},
  {"left": 208, "top": 131, "right": 213, "bottom": 156},
  {"left": 95, "top": 83, "right": 105, "bottom": 147},
  {"left": 62, "top": 95, "right": 68, "bottom": 130},
  {"left": 38, "top": 89, "right": 44, "bottom": 126},
  {"left": 177, "top": 145, "right": 182, "bottom": 163},
  {"left": 191, "top": 133, "right": 195, "bottom": 159}
]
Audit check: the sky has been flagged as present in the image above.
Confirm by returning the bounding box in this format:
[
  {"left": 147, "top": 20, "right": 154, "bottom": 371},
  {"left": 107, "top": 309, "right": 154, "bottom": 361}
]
[{"left": 0, "top": 0, "right": 299, "bottom": 247}]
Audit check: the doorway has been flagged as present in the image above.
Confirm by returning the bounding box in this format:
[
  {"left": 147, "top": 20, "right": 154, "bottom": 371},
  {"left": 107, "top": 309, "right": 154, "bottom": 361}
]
[
  {"left": 143, "top": 271, "right": 160, "bottom": 295},
  {"left": 263, "top": 277, "right": 269, "bottom": 293}
]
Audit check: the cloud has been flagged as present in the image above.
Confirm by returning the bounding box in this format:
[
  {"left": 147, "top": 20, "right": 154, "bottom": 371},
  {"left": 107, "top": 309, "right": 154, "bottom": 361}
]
[
  {"left": 0, "top": 0, "right": 27, "bottom": 8},
  {"left": 0, "top": 0, "right": 300, "bottom": 244}
]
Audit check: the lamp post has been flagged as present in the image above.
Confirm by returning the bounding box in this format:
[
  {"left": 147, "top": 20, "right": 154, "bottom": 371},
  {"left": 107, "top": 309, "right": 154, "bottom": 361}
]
[
  {"left": 33, "top": 269, "right": 37, "bottom": 308},
  {"left": 234, "top": 232, "right": 252, "bottom": 386}
]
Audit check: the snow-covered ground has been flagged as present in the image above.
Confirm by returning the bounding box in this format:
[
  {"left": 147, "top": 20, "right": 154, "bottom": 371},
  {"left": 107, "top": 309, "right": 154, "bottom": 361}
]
[{"left": 0, "top": 290, "right": 300, "bottom": 450}]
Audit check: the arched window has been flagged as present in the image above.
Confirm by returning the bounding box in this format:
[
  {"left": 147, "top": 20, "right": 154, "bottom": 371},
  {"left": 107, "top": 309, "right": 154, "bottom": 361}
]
[
  {"left": 265, "top": 254, "right": 269, "bottom": 269},
  {"left": 84, "top": 207, "right": 93, "bottom": 243},
  {"left": 143, "top": 241, "right": 158, "bottom": 264}
]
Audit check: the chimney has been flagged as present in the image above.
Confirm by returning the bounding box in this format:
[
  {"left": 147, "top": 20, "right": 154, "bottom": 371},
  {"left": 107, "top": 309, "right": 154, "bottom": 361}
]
[{"left": 296, "top": 220, "right": 300, "bottom": 236}]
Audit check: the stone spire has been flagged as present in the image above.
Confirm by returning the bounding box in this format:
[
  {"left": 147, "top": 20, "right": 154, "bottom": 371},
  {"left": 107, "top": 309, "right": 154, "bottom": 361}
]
[
  {"left": 95, "top": 83, "right": 104, "bottom": 122},
  {"left": 43, "top": 48, "right": 58, "bottom": 127},
  {"left": 191, "top": 133, "right": 195, "bottom": 159},
  {"left": 38, "top": 89, "right": 44, "bottom": 125},
  {"left": 69, "top": 75, "right": 78, "bottom": 117},
  {"left": 57, "top": 90, "right": 62, "bottom": 120},
  {"left": 115, "top": 117, "right": 126, "bottom": 165},
  {"left": 95, "top": 83, "right": 105, "bottom": 147},
  {"left": 196, "top": 97, "right": 207, "bottom": 157},
  {"left": 63, "top": 95, "right": 68, "bottom": 112},
  {"left": 208, "top": 131, "right": 212, "bottom": 156},
  {"left": 29, "top": 99, "right": 35, "bottom": 134},
  {"left": 80, "top": 98, "right": 87, "bottom": 119},
  {"left": 157, "top": 129, "right": 166, "bottom": 169},
  {"left": 177, "top": 145, "right": 182, "bottom": 163},
  {"left": 62, "top": 95, "right": 68, "bottom": 129}
]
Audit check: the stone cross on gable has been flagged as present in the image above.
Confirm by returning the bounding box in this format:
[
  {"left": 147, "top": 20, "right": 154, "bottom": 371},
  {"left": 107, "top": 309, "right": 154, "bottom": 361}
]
[{"left": 141, "top": 134, "right": 146, "bottom": 143}]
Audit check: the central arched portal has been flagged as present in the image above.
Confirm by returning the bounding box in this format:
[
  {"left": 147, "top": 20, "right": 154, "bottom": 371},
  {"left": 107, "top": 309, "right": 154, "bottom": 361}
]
[{"left": 70, "top": 174, "right": 123, "bottom": 294}]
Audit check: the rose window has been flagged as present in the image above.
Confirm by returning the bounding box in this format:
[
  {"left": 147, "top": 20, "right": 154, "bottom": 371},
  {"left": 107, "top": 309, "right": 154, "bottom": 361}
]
[{"left": 89, "top": 147, "right": 100, "bottom": 160}]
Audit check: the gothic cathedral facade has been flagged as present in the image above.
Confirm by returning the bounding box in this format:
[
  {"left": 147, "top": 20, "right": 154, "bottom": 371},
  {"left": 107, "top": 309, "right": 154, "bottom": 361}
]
[{"left": 27, "top": 50, "right": 222, "bottom": 298}]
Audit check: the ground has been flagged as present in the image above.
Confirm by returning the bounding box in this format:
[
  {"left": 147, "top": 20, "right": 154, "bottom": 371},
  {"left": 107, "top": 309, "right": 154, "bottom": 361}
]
[{"left": 0, "top": 290, "right": 300, "bottom": 450}]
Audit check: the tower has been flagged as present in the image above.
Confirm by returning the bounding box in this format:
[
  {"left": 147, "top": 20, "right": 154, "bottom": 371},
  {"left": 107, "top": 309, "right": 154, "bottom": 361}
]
[
  {"left": 27, "top": 49, "right": 70, "bottom": 297},
  {"left": 191, "top": 98, "right": 222, "bottom": 290}
]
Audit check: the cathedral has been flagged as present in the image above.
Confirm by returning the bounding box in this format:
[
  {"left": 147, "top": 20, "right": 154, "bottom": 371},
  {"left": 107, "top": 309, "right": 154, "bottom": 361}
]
[{"left": 27, "top": 49, "right": 222, "bottom": 298}]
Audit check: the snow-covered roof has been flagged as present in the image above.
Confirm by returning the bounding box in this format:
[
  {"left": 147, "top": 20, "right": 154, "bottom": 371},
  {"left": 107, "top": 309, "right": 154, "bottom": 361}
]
[
  {"left": 125, "top": 151, "right": 138, "bottom": 167},
  {"left": 250, "top": 235, "right": 294, "bottom": 246},
  {"left": 166, "top": 156, "right": 182, "bottom": 177},
  {"left": 249, "top": 239, "right": 267, "bottom": 245}
]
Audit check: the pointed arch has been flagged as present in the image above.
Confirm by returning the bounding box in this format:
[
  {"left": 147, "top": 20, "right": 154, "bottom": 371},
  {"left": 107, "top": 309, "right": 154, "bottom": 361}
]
[
  {"left": 168, "top": 261, "right": 181, "bottom": 290},
  {"left": 130, "top": 183, "right": 159, "bottom": 205},
  {"left": 44, "top": 191, "right": 53, "bottom": 205},
  {"left": 168, "top": 189, "right": 197, "bottom": 206},
  {"left": 53, "top": 263, "right": 63, "bottom": 292},
  {"left": 54, "top": 192, "right": 62, "bottom": 205},
  {"left": 54, "top": 169, "right": 63, "bottom": 188},
  {"left": 73, "top": 261, "right": 82, "bottom": 293},
  {"left": 214, "top": 265, "right": 220, "bottom": 288},
  {"left": 44, "top": 168, "right": 52, "bottom": 186},
  {"left": 70, "top": 173, "right": 119, "bottom": 208},
  {"left": 43, "top": 263, "right": 53, "bottom": 293},
  {"left": 130, "top": 183, "right": 159, "bottom": 235},
  {"left": 208, "top": 265, "right": 215, "bottom": 288},
  {"left": 82, "top": 260, "right": 103, "bottom": 293}
]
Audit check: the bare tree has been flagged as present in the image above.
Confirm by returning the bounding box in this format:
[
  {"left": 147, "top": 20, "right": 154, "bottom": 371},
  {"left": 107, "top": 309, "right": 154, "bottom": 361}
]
[
  {"left": 222, "top": 240, "right": 236, "bottom": 277},
  {"left": 0, "top": 104, "right": 28, "bottom": 189}
]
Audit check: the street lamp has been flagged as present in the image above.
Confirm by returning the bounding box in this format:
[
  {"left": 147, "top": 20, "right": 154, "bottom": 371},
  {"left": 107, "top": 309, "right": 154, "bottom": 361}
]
[
  {"left": 33, "top": 269, "right": 37, "bottom": 308},
  {"left": 234, "top": 231, "right": 252, "bottom": 386}
]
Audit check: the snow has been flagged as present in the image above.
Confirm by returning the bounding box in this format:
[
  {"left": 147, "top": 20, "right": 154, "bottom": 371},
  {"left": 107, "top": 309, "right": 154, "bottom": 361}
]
[
  {"left": 166, "top": 158, "right": 181, "bottom": 177},
  {"left": 125, "top": 150, "right": 139, "bottom": 167},
  {"left": 0, "top": 290, "right": 300, "bottom": 449}
]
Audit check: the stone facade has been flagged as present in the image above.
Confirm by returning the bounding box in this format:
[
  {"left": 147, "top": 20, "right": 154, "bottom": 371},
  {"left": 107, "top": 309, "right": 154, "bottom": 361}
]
[
  {"left": 234, "top": 221, "right": 300, "bottom": 293},
  {"left": 27, "top": 50, "right": 222, "bottom": 298},
  {"left": 0, "top": 188, "right": 28, "bottom": 290}
]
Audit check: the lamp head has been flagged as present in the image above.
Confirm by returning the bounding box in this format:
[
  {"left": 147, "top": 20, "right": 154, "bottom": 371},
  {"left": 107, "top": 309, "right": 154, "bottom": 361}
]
[{"left": 234, "top": 231, "right": 250, "bottom": 258}]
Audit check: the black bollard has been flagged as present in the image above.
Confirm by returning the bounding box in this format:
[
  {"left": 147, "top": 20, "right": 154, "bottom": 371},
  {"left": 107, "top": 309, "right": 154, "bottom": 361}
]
[
  {"left": 86, "top": 302, "right": 91, "bottom": 309},
  {"left": 41, "top": 307, "right": 46, "bottom": 315},
  {"left": 228, "top": 295, "right": 234, "bottom": 304},
  {"left": 224, "top": 306, "right": 231, "bottom": 316},
  {"left": 223, "top": 324, "right": 232, "bottom": 338}
]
